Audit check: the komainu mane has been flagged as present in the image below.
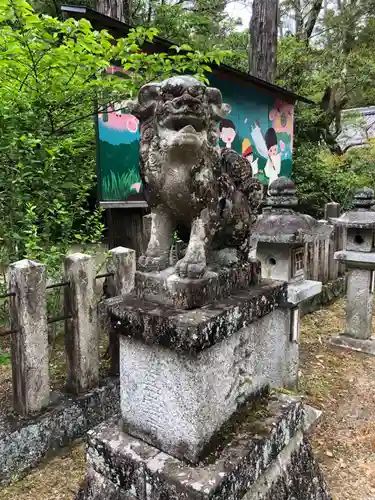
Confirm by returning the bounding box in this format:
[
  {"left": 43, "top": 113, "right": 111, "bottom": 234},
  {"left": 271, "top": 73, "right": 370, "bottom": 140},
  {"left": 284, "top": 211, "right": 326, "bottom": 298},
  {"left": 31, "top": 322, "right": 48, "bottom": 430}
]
[{"left": 131, "top": 75, "right": 262, "bottom": 279}]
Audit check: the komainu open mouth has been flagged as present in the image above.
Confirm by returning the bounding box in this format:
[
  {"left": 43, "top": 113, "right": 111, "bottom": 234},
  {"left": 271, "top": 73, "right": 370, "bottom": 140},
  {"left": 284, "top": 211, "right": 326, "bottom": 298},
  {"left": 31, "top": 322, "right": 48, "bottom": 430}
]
[{"left": 163, "top": 115, "right": 205, "bottom": 133}]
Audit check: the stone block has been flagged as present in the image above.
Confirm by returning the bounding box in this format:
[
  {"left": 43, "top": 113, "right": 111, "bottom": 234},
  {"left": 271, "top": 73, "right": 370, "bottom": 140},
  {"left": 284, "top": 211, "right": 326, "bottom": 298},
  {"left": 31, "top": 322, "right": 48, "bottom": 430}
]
[
  {"left": 135, "top": 261, "right": 261, "bottom": 310},
  {"left": 287, "top": 279, "right": 322, "bottom": 305},
  {"left": 329, "top": 334, "right": 375, "bottom": 356},
  {"left": 76, "top": 394, "right": 331, "bottom": 500},
  {"left": 118, "top": 306, "right": 297, "bottom": 463},
  {"left": 106, "top": 280, "right": 287, "bottom": 353},
  {"left": 0, "top": 378, "right": 120, "bottom": 485},
  {"left": 106, "top": 247, "right": 136, "bottom": 297},
  {"left": 346, "top": 228, "right": 374, "bottom": 252},
  {"left": 335, "top": 250, "right": 375, "bottom": 269}
]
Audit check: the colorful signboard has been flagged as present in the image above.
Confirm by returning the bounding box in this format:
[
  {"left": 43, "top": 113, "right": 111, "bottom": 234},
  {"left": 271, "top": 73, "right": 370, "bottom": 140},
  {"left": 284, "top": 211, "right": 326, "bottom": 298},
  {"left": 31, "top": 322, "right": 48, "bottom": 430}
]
[{"left": 97, "top": 69, "right": 294, "bottom": 203}]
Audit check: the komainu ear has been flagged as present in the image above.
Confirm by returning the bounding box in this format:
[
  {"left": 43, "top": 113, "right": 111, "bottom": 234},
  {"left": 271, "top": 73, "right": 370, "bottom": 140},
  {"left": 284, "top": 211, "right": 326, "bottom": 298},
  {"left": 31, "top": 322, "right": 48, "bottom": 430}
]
[
  {"left": 207, "top": 87, "right": 231, "bottom": 120},
  {"left": 135, "top": 82, "right": 161, "bottom": 119}
]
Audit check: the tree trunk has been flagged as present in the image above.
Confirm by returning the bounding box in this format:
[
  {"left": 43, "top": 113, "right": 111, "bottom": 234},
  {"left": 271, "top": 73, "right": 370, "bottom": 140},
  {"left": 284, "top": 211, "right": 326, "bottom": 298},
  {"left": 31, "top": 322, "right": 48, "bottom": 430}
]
[
  {"left": 249, "top": 0, "right": 279, "bottom": 83},
  {"left": 294, "top": 0, "right": 303, "bottom": 35},
  {"left": 95, "top": 0, "right": 133, "bottom": 23},
  {"left": 303, "top": 0, "right": 323, "bottom": 40}
]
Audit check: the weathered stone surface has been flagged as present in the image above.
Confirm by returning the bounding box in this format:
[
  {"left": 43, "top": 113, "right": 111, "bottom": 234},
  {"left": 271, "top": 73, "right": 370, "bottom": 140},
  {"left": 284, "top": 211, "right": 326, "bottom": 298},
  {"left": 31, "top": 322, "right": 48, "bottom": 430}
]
[
  {"left": 335, "top": 250, "right": 375, "bottom": 269},
  {"left": 7, "top": 259, "right": 50, "bottom": 416},
  {"left": 105, "top": 247, "right": 136, "bottom": 376},
  {"left": 135, "top": 260, "right": 261, "bottom": 310},
  {"left": 300, "top": 276, "right": 346, "bottom": 316},
  {"left": 287, "top": 279, "right": 322, "bottom": 305},
  {"left": 130, "top": 75, "right": 262, "bottom": 279},
  {"left": 106, "top": 247, "right": 136, "bottom": 297},
  {"left": 331, "top": 188, "right": 375, "bottom": 229},
  {"left": 76, "top": 468, "right": 135, "bottom": 500},
  {"left": 0, "top": 378, "right": 119, "bottom": 485},
  {"left": 332, "top": 211, "right": 375, "bottom": 228},
  {"left": 329, "top": 334, "right": 375, "bottom": 356},
  {"left": 106, "top": 280, "right": 287, "bottom": 353},
  {"left": 302, "top": 404, "right": 322, "bottom": 434},
  {"left": 76, "top": 394, "right": 331, "bottom": 500},
  {"left": 345, "top": 268, "right": 373, "bottom": 339},
  {"left": 64, "top": 253, "right": 99, "bottom": 394},
  {"left": 243, "top": 432, "right": 330, "bottom": 500},
  {"left": 251, "top": 178, "right": 332, "bottom": 246},
  {"left": 119, "top": 308, "right": 298, "bottom": 463}
]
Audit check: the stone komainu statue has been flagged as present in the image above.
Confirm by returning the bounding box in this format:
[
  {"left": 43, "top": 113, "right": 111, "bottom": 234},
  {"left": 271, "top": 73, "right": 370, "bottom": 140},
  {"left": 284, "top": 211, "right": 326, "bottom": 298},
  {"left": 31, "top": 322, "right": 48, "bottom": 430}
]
[{"left": 130, "top": 75, "right": 262, "bottom": 279}]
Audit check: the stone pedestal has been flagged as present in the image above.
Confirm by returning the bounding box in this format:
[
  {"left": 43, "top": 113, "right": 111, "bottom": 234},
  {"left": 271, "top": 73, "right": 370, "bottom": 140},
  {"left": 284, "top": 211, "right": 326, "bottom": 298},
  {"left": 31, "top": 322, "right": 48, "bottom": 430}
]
[
  {"left": 76, "top": 262, "right": 330, "bottom": 499},
  {"left": 108, "top": 280, "right": 296, "bottom": 463},
  {"left": 77, "top": 394, "right": 331, "bottom": 500}
]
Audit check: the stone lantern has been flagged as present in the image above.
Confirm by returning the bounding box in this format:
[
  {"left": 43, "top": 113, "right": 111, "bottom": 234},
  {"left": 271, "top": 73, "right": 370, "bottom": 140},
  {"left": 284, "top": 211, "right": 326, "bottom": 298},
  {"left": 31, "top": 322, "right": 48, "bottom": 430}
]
[
  {"left": 330, "top": 187, "right": 375, "bottom": 354},
  {"left": 251, "top": 177, "right": 332, "bottom": 346}
]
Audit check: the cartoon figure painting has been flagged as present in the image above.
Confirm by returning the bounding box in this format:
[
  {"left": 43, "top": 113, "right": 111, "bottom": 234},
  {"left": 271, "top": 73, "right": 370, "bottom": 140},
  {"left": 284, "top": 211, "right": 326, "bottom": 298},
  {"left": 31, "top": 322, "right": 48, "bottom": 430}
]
[
  {"left": 269, "top": 99, "right": 294, "bottom": 151},
  {"left": 97, "top": 70, "right": 295, "bottom": 202},
  {"left": 242, "top": 138, "right": 259, "bottom": 176},
  {"left": 264, "top": 127, "right": 281, "bottom": 186},
  {"left": 219, "top": 119, "right": 236, "bottom": 148},
  {"left": 248, "top": 122, "right": 280, "bottom": 187}
]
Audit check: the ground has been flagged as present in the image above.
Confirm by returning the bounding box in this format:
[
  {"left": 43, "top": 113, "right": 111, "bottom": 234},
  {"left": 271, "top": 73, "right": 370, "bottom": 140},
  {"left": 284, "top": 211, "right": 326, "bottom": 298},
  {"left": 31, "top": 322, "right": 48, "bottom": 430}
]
[{"left": 1, "top": 299, "right": 375, "bottom": 500}]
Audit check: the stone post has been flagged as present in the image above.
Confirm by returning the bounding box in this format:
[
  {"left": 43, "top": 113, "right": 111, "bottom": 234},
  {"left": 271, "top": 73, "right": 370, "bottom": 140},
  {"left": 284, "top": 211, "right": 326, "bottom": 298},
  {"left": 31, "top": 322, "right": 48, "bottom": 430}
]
[
  {"left": 8, "top": 259, "right": 50, "bottom": 416},
  {"left": 345, "top": 269, "right": 373, "bottom": 339},
  {"left": 105, "top": 247, "right": 136, "bottom": 375},
  {"left": 64, "top": 253, "right": 98, "bottom": 394}
]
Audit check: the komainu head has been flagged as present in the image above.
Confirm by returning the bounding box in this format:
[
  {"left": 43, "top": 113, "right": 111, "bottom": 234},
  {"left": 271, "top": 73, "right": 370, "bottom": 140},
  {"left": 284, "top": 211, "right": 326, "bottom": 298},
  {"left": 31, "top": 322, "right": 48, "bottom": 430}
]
[{"left": 133, "top": 76, "right": 231, "bottom": 160}]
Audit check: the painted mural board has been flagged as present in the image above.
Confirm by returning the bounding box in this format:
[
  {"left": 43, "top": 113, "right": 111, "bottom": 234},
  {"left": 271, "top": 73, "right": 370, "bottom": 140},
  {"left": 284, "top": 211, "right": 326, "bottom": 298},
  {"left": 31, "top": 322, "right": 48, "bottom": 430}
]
[{"left": 97, "top": 68, "right": 294, "bottom": 203}]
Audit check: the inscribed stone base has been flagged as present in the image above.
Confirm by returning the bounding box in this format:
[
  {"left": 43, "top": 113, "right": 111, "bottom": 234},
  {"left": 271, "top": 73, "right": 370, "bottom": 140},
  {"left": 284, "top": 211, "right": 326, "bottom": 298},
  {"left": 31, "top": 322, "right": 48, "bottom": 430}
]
[
  {"left": 118, "top": 307, "right": 297, "bottom": 464},
  {"left": 135, "top": 260, "right": 261, "bottom": 310},
  {"left": 76, "top": 395, "right": 331, "bottom": 500},
  {"left": 329, "top": 334, "right": 375, "bottom": 356}
]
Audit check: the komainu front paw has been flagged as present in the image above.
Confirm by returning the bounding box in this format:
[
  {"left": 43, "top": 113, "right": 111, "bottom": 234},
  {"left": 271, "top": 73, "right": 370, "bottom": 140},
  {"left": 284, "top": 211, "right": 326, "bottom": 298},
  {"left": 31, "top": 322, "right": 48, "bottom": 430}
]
[
  {"left": 175, "top": 257, "right": 206, "bottom": 279},
  {"left": 138, "top": 253, "right": 169, "bottom": 272}
]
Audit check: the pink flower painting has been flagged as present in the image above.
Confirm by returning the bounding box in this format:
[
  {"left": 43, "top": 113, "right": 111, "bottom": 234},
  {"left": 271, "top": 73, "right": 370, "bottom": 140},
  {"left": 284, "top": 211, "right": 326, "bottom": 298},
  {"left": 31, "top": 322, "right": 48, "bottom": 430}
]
[{"left": 99, "top": 107, "right": 139, "bottom": 133}]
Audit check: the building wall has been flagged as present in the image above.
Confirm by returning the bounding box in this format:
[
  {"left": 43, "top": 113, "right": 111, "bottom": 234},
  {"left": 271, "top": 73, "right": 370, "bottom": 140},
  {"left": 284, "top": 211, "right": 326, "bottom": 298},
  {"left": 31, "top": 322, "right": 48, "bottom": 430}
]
[{"left": 97, "top": 67, "right": 295, "bottom": 202}]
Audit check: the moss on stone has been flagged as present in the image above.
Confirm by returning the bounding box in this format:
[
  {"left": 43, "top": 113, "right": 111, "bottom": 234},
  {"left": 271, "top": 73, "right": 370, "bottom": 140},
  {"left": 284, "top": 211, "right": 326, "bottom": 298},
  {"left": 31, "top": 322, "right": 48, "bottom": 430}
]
[{"left": 200, "top": 389, "right": 271, "bottom": 465}]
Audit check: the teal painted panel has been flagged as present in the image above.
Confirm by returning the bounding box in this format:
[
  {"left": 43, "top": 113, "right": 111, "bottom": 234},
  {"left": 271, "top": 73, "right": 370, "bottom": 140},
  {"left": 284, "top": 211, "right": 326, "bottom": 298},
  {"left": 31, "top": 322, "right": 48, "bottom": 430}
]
[{"left": 97, "top": 68, "right": 294, "bottom": 202}]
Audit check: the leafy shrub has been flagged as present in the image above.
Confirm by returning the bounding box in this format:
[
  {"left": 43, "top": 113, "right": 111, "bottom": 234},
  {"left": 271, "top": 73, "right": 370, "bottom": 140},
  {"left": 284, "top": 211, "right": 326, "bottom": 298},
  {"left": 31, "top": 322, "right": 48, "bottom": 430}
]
[
  {"left": 0, "top": 0, "right": 228, "bottom": 278},
  {"left": 293, "top": 139, "right": 375, "bottom": 218}
]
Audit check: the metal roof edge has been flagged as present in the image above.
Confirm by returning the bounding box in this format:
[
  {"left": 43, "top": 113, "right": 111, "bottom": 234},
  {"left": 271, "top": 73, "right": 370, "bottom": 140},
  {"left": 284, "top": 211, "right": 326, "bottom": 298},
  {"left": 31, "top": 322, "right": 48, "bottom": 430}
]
[{"left": 61, "top": 4, "right": 314, "bottom": 105}]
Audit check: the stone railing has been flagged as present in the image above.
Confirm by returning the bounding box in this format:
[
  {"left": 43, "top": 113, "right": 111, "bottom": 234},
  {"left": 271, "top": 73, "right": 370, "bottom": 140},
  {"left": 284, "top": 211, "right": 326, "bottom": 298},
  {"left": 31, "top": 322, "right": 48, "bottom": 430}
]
[{"left": 0, "top": 247, "right": 135, "bottom": 417}]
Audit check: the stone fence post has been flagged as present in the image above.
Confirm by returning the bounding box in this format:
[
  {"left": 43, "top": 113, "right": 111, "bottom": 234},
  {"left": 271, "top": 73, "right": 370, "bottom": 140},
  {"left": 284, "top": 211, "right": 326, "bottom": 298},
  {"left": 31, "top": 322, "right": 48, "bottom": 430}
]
[
  {"left": 8, "top": 259, "right": 50, "bottom": 416},
  {"left": 325, "top": 202, "right": 341, "bottom": 280},
  {"left": 64, "top": 253, "right": 98, "bottom": 394},
  {"left": 105, "top": 247, "right": 136, "bottom": 375}
]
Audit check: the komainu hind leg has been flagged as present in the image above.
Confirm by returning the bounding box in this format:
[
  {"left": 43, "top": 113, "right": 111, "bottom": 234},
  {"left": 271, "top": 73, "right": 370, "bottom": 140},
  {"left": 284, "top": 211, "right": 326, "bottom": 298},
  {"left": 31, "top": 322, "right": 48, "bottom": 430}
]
[{"left": 138, "top": 207, "right": 174, "bottom": 271}]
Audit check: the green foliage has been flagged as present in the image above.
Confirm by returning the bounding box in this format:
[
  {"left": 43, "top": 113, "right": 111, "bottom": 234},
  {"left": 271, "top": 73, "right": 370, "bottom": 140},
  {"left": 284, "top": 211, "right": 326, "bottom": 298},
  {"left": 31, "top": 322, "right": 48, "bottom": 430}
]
[
  {"left": 0, "top": 0, "right": 228, "bottom": 276},
  {"left": 293, "top": 139, "right": 375, "bottom": 218}
]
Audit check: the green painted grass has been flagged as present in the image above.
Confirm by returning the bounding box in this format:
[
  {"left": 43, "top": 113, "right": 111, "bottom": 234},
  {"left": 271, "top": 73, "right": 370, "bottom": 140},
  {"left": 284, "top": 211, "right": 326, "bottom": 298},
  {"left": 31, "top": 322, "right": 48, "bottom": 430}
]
[{"left": 102, "top": 168, "right": 142, "bottom": 201}]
